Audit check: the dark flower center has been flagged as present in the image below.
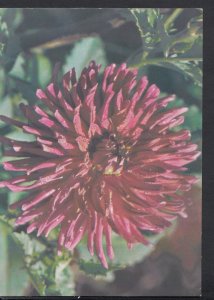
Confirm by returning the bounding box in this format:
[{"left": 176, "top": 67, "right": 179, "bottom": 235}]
[{"left": 88, "top": 132, "right": 131, "bottom": 175}]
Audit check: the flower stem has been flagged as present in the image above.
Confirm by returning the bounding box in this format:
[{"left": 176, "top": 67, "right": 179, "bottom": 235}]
[{"left": 164, "top": 8, "right": 184, "bottom": 31}]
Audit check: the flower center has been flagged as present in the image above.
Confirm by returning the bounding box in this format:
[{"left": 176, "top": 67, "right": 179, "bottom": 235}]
[{"left": 87, "top": 132, "right": 131, "bottom": 175}]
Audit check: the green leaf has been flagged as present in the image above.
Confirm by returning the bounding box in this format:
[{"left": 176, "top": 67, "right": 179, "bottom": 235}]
[
  {"left": 78, "top": 258, "right": 118, "bottom": 282},
  {"left": 27, "top": 269, "right": 46, "bottom": 296},
  {"left": 63, "top": 36, "right": 107, "bottom": 78},
  {"left": 7, "top": 129, "right": 35, "bottom": 142},
  {"left": 79, "top": 259, "right": 109, "bottom": 277},
  {"left": 0, "top": 9, "right": 23, "bottom": 67},
  {"left": 27, "top": 54, "right": 52, "bottom": 88},
  {"left": 184, "top": 105, "right": 202, "bottom": 132},
  {"left": 0, "top": 95, "right": 13, "bottom": 122},
  {"left": 1, "top": 35, "right": 22, "bottom": 72},
  {"left": 111, "top": 230, "right": 167, "bottom": 266},
  {"left": 8, "top": 52, "right": 52, "bottom": 88},
  {"left": 14, "top": 232, "right": 46, "bottom": 258},
  {"left": 152, "top": 60, "right": 202, "bottom": 87},
  {"left": 8, "top": 75, "right": 37, "bottom": 102},
  {"left": 0, "top": 14, "right": 9, "bottom": 57},
  {"left": 55, "top": 260, "right": 75, "bottom": 296},
  {"left": 147, "top": 9, "right": 159, "bottom": 27},
  {"left": 36, "top": 54, "right": 52, "bottom": 88},
  {"left": 8, "top": 191, "right": 27, "bottom": 207},
  {"left": 128, "top": 8, "right": 202, "bottom": 86},
  {"left": 0, "top": 220, "right": 30, "bottom": 296},
  {"left": 2, "top": 8, "right": 23, "bottom": 34},
  {"left": 128, "top": 8, "right": 165, "bottom": 55},
  {"left": 9, "top": 54, "right": 26, "bottom": 79},
  {"left": 187, "top": 82, "right": 202, "bottom": 100},
  {"left": 13, "top": 231, "right": 75, "bottom": 296},
  {"left": 12, "top": 232, "right": 48, "bottom": 295}
]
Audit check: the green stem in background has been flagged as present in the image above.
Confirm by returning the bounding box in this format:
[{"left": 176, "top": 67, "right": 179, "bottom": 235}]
[
  {"left": 164, "top": 8, "right": 184, "bottom": 32},
  {"left": 132, "top": 57, "right": 202, "bottom": 69}
]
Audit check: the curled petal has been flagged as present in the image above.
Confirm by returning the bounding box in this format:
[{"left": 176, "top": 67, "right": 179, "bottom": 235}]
[{"left": 0, "top": 61, "right": 200, "bottom": 268}]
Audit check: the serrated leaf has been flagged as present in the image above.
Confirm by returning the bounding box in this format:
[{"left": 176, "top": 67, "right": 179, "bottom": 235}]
[
  {"left": 63, "top": 36, "right": 107, "bottom": 78},
  {"left": 55, "top": 260, "right": 75, "bottom": 296},
  {"left": 13, "top": 231, "right": 75, "bottom": 296},
  {"left": 11, "top": 232, "right": 49, "bottom": 295},
  {"left": 27, "top": 269, "right": 46, "bottom": 296},
  {"left": 128, "top": 8, "right": 202, "bottom": 77},
  {"left": 129, "top": 8, "right": 165, "bottom": 53},
  {"left": 14, "top": 232, "right": 46, "bottom": 258}
]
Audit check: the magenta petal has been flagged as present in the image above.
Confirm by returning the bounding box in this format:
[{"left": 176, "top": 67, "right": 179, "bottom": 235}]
[
  {"left": 22, "top": 189, "right": 55, "bottom": 211},
  {"left": 95, "top": 217, "right": 108, "bottom": 269},
  {"left": 0, "top": 61, "right": 200, "bottom": 268},
  {"left": 104, "top": 222, "right": 114, "bottom": 260}
]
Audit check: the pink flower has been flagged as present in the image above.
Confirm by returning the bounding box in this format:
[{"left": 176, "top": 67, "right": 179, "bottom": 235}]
[{"left": 0, "top": 61, "right": 200, "bottom": 268}]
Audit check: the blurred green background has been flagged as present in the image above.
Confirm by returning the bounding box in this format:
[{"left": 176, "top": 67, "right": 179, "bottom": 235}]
[{"left": 0, "top": 8, "right": 202, "bottom": 296}]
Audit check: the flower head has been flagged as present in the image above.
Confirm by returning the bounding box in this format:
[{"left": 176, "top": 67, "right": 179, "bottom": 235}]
[{"left": 0, "top": 61, "right": 200, "bottom": 268}]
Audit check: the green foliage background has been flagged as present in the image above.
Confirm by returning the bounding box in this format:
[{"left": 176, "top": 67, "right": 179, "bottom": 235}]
[{"left": 0, "top": 8, "right": 202, "bottom": 296}]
